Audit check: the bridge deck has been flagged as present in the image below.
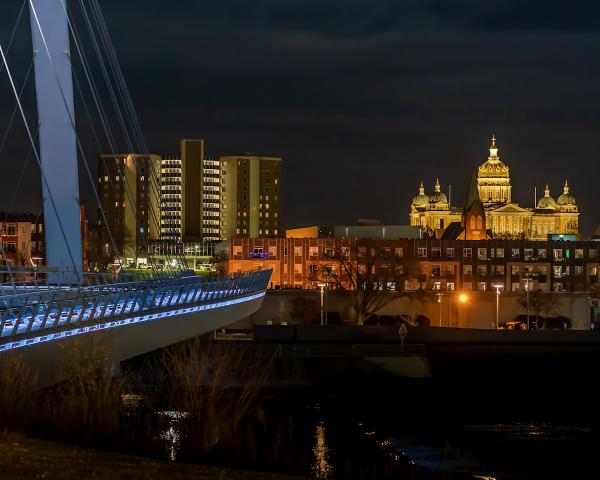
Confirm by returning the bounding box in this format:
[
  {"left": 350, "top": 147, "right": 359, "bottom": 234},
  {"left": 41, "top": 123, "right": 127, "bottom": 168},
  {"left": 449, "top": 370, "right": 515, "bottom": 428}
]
[{"left": 0, "top": 270, "right": 271, "bottom": 353}]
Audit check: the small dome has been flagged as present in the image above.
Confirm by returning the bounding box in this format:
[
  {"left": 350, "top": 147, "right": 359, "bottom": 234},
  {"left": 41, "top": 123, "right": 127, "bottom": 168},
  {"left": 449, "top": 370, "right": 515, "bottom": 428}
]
[
  {"left": 537, "top": 184, "right": 557, "bottom": 210},
  {"left": 557, "top": 180, "right": 576, "bottom": 206},
  {"left": 428, "top": 178, "right": 448, "bottom": 203},
  {"left": 412, "top": 181, "right": 429, "bottom": 207}
]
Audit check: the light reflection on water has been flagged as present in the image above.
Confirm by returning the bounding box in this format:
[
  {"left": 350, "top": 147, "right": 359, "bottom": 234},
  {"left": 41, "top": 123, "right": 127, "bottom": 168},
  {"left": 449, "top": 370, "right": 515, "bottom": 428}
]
[
  {"left": 311, "top": 421, "right": 334, "bottom": 479},
  {"left": 158, "top": 410, "right": 188, "bottom": 461}
]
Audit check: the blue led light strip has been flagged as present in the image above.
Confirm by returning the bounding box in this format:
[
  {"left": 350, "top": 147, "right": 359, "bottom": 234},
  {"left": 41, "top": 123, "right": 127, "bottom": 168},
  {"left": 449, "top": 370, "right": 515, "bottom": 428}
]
[{"left": 0, "top": 291, "right": 265, "bottom": 353}]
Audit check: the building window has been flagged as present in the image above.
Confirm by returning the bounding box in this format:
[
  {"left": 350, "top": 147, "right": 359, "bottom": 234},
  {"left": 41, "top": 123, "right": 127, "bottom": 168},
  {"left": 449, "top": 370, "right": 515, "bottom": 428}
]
[
  {"left": 496, "top": 265, "right": 505, "bottom": 275},
  {"left": 477, "top": 265, "right": 487, "bottom": 275},
  {"left": 446, "top": 264, "right": 455, "bottom": 274},
  {"left": 478, "top": 282, "right": 487, "bottom": 291},
  {"left": 446, "top": 247, "right": 455, "bottom": 258},
  {"left": 496, "top": 248, "right": 504, "bottom": 258},
  {"left": 395, "top": 247, "right": 403, "bottom": 257},
  {"left": 524, "top": 249, "right": 533, "bottom": 260},
  {"left": 512, "top": 248, "right": 520, "bottom": 258},
  {"left": 463, "top": 248, "right": 472, "bottom": 259},
  {"left": 511, "top": 265, "right": 520, "bottom": 275},
  {"left": 463, "top": 265, "right": 472, "bottom": 275},
  {"left": 432, "top": 265, "right": 441, "bottom": 278},
  {"left": 512, "top": 283, "right": 520, "bottom": 292},
  {"left": 553, "top": 249, "right": 563, "bottom": 261},
  {"left": 538, "top": 249, "right": 547, "bottom": 259},
  {"left": 477, "top": 248, "right": 487, "bottom": 260},
  {"left": 553, "top": 265, "right": 562, "bottom": 277},
  {"left": 575, "top": 265, "right": 584, "bottom": 276},
  {"left": 590, "top": 249, "right": 598, "bottom": 260},
  {"left": 431, "top": 247, "right": 441, "bottom": 258},
  {"left": 418, "top": 247, "right": 427, "bottom": 257},
  {"left": 575, "top": 249, "right": 584, "bottom": 259},
  {"left": 447, "top": 282, "right": 455, "bottom": 291}
]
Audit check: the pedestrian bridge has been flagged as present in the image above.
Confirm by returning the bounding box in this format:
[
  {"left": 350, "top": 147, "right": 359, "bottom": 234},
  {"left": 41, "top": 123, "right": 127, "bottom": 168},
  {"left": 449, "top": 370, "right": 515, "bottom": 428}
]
[{"left": 0, "top": 269, "right": 271, "bottom": 385}]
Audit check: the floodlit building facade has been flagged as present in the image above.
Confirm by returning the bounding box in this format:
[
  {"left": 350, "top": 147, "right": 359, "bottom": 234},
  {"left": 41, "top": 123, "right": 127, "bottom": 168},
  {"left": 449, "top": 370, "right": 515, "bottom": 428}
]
[{"left": 410, "top": 136, "right": 580, "bottom": 240}]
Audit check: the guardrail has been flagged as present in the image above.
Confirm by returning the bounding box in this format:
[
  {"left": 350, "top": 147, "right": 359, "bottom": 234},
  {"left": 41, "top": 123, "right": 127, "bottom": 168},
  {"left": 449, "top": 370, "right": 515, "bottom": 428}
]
[{"left": 0, "top": 269, "right": 271, "bottom": 352}]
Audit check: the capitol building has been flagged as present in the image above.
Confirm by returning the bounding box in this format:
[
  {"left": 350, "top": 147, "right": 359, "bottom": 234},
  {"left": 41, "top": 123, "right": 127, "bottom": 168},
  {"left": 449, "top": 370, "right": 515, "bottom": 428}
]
[{"left": 410, "top": 136, "right": 580, "bottom": 241}]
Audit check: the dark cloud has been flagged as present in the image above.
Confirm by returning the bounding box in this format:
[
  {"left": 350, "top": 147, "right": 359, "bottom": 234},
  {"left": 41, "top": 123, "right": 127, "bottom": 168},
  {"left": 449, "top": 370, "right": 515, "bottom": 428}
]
[{"left": 0, "top": 0, "right": 599, "bottom": 234}]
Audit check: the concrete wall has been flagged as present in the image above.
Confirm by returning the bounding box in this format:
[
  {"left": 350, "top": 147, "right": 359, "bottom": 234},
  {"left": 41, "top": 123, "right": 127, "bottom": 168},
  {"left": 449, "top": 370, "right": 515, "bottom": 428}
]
[{"left": 241, "top": 290, "right": 592, "bottom": 330}]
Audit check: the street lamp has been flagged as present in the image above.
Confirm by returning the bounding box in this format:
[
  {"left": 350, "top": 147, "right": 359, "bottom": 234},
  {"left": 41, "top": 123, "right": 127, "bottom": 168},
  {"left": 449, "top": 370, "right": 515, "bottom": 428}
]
[
  {"left": 318, "top": 282, "right": 327, "bottom": 326},
  {"left": 436, "top": 292, "right": 443, "bottom": 327},
  {"left": 492, "top": 284, "right": 503, "bottom": 329},
  {"left": 458, "top": 292, "right": 468, "bottom": 328},
  {"left": 524, "top": 278, "right": 532, "bottom": 330}
]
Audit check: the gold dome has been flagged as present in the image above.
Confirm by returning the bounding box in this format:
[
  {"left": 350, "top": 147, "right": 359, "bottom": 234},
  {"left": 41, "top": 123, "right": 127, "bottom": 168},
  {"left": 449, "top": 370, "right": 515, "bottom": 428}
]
[
  {"left": 557, "top": 180, "right": 576, "bottom": 206},
  {"left": 537, "top": 184, "right": 557, "bottom": 210},
  {"left": 412, "top": 181, "right": 429, "bottom": 208},
  {"left": 428, "top": 178, "right": 448, "bottom": 203},
  {"left": 478, "top": 134, "right": 509, "bottom": 178}
]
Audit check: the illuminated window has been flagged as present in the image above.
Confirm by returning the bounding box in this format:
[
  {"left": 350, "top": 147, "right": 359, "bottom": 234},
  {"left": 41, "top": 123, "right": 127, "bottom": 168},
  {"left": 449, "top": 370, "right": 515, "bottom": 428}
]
[{"left": 463, "top": 248, "right": 472, "bottom": 258}]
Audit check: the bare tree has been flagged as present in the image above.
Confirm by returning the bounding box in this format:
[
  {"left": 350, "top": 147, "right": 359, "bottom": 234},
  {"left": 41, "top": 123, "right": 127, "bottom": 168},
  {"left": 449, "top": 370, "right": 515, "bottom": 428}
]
[
  {"left": 517, "top": 290, "right": 560, "bottom": 329},
  {"left": 310, "top": 241, "right": 419, "bottom": 325}
]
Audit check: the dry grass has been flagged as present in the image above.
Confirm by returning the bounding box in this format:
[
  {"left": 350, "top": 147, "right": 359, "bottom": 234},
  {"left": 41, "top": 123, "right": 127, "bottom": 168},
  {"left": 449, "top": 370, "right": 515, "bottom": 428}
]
[
  {"left": 0, "top": 354, "right": 39, "bottom": 431},
  {"left": 148, "top": 340, "right": 275, "bottom": 464},
  {"left": 32, "top": 341, "right": 126, "bottom": 445}
]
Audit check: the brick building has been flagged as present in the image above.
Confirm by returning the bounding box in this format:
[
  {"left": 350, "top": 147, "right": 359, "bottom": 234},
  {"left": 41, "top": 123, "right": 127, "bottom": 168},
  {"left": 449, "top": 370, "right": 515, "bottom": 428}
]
[{"left": 218, "top": 237, "right": 600, "bottom": 293}]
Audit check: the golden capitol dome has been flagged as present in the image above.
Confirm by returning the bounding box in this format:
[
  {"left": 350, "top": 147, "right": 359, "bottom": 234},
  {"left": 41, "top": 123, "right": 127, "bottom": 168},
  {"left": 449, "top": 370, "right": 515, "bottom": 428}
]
[
  {"left": 478, "top": 134, "right": 509, "bottom": 178},
  {"left": 409, "top": 134, "right": 580, "bottom": 241}
]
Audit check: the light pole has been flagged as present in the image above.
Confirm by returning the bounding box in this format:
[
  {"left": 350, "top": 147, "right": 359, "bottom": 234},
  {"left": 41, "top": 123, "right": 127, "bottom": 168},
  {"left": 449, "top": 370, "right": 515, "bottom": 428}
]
[
  {"left": 492, "top": 284, "right": 503, "bottom": 329},
  {"left": 524, "top": 278, "right": 531, "bottom": 330},
  {"left": 458, "top": 292, "right": 468, "bottom": 328},
  {"left": 436, "top": 292, "right": 443, "bottom": 327},
  {"left": 318, "top": 282, "right": 326, "bottom": 326}
]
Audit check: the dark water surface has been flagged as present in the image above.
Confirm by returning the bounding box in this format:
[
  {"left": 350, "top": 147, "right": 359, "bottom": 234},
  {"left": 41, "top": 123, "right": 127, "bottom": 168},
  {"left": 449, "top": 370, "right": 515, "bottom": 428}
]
[{"left": 125, "top": 342, "right": 600, "bottom": 479}]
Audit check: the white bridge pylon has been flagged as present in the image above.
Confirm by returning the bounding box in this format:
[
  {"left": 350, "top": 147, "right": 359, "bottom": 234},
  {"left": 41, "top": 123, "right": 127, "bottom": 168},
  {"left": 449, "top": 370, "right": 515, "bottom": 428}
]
[{"left": 29, "top": 0, "right": 82, "bottom": 283}]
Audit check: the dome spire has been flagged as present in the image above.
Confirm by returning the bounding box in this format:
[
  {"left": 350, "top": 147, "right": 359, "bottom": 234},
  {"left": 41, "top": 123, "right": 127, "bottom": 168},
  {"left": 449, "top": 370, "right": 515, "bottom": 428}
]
[
  {"left": 545, "top": 184, "right": 550, "bottom": 196},
  {"left": 419, "top": 181, "right": 425, "bottom": 195},
  {"left": 564, "top": 179, "right": 569, "bottom": 194},
  {"left": 434, "top": 178, "right": 441, "bottom": 192},
  {"left": 489, "top": 134, "right": 499, "bottom": 158}
]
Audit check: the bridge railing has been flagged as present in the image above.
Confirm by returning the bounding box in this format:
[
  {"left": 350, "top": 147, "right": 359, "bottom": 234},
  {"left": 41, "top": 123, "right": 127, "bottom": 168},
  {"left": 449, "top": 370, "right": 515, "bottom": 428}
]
[{"left": 0, "top": 270, "right": 271, "bottom": 348}]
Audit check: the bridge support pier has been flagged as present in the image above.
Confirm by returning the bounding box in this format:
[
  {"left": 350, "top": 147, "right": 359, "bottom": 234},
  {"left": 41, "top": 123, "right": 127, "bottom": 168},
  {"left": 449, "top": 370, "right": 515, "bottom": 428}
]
[{"left": 29, "top": 0, "right": 83, "bottom": 284}]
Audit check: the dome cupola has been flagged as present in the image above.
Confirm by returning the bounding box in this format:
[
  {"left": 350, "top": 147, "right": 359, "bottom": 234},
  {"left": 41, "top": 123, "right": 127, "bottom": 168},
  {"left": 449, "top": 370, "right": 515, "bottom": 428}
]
[
  {"left": 428, "top": 178, "right": 448, "bottom": 204},
  {"left": 478, "top": 134, "right": 509, "bottom": 178},
  {"left": 537, "top": 184, "right": 557, "bottom": 209},
  {"left": 557, "top": 179, "right": 577, "bottom": 206},
  {"left": 411, "top": 181, "right": 429, "bottom": 208}
]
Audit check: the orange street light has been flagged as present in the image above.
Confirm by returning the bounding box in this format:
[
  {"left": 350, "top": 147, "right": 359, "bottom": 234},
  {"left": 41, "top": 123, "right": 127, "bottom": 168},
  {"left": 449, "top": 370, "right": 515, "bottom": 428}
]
[{"left": 459, "top": 293, "right": 468, "bottom": 303}]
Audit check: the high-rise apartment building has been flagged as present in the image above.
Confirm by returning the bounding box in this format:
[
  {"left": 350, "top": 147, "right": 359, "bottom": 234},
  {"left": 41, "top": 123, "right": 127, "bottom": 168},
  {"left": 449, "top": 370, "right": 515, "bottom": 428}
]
[
  {"left": 202, "top": 155, "right": 222, "bottom": 242},
  {"left": 99, "top": 154, "right": 161, "bottom": 259},
  {"left": 99, "top": 144, "right": 283, "bottom": 261},
  {"left": 160, "top": 155, "right": 182, "bottom": 240},
  {"left": 219, "top": 155, "right": 282, "bottom": 240}
]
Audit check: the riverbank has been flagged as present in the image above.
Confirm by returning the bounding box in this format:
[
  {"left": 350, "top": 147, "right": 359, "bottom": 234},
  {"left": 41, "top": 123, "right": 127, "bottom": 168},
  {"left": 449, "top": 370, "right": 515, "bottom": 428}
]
[{"left": 0, "top": 433, "right": 307, "bottom": 480}]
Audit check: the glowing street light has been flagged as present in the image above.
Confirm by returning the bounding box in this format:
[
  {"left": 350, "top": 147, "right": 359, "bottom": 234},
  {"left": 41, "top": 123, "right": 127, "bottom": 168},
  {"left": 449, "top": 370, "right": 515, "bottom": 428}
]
[
  {"left": 436, "top": 292, "right": 443, "bottom": 327},
  {"left": 458, "top": 292, "right": 468, "bottom": 328},
  {"left": 318, "top": 282, "right": 327, "bottom": 325},
  {"left": 492, "top": 284, "right": 503, "bottom": 329}
]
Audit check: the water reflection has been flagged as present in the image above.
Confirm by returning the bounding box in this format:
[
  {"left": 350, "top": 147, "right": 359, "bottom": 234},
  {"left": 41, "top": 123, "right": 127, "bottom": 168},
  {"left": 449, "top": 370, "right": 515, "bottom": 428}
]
[
  {"left": 158, "top": 410, "right": 187, "bottom": 461},
  {"left": 312, "top": 421, "right": 334, "bottom": 479}
]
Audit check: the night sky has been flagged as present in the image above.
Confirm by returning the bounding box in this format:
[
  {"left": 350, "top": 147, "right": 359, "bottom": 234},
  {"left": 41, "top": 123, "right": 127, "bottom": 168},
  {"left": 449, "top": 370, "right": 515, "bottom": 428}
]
[{"left": 1, "top": 0, "right": 599, "bottom": 234}]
